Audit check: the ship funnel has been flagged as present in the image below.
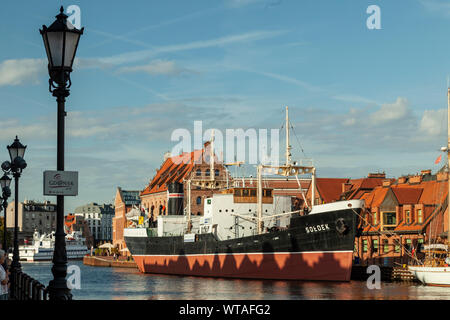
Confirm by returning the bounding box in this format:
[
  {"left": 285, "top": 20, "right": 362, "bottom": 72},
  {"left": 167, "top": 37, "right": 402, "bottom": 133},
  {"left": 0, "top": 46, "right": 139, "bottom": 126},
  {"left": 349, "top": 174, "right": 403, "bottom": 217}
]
[{"left": 167, "top": 182, "right": 184, "bottom": 215}]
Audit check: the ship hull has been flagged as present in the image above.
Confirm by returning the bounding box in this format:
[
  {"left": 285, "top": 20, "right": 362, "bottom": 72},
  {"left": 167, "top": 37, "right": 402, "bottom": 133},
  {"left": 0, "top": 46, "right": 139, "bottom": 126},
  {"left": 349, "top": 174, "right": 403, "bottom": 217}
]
[
  {"left": 125, "top": 207, "right": 359, "bottom": 281},
  {"left": 133, "top": 251, "right": 353, "bottom": 281},
  {"left": 408, "top": 266, "right": 450, "bottom": 286}
]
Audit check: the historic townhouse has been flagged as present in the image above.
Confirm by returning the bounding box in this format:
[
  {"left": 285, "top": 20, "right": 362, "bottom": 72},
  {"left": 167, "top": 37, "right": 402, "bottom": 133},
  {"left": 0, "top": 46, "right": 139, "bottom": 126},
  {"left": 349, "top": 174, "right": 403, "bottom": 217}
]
[{"left": 355, "top": 170, "right": 448, "bottom": 266}]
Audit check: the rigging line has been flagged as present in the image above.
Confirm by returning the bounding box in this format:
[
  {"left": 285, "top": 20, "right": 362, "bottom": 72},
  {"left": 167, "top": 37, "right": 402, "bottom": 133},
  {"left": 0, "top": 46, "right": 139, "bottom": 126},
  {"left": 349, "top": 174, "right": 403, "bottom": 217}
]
[
  {"left": 351, "top": 208, "right": 423, "bottom": 266},
  {"left": 289, "top": 120, "right": 308, "bottom": 159}
]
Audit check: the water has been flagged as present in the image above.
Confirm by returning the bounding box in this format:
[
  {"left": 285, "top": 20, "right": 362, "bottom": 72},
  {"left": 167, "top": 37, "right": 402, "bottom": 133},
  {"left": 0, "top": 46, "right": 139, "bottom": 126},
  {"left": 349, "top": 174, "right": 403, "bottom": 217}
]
[{"left": 21, "top": 261, "right": 450, "bottom": 300}]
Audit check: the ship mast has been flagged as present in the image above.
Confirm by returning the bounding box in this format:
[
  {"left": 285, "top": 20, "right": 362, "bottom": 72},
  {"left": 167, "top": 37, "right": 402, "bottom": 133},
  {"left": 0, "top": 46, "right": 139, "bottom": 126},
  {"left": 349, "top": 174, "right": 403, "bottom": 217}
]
[{"left": 286, "top": 106, "right": 291, "bottom": 166}]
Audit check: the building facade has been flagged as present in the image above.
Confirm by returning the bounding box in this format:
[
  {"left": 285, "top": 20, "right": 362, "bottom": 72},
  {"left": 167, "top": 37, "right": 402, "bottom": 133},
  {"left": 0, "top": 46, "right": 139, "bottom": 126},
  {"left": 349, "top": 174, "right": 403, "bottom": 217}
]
[
  {"left": 65, "top": 213, "right": 94, "bottom": 248},
  {"left": 140, "top": 144, "right": 231, "bottom": 223},
  {"left": 6, "top": 200, "right": 57, "bottom": 244},
  {"left": 354, "top": 170, "right": 448, "bottom": 266},
  {"left": 74, "top": 202, "right": 114, "bottom": 244},
  {"left": 113, "top": 188, "right": 140, "bottom": 252}
]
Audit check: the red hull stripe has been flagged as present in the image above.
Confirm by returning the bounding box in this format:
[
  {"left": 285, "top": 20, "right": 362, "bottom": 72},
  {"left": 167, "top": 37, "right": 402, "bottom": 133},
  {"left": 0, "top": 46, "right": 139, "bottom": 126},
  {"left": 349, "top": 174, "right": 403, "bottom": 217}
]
[{"left": 133, "top": 251, "right": 353, "bottom": 281}]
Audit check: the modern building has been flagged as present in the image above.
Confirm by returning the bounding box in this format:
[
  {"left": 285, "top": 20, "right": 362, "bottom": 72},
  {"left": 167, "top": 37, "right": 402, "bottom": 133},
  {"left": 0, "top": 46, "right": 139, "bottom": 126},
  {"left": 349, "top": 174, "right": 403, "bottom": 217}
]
[
  {"left": 6, "top": 200, "right": 57, "bottom": 244},
  {"left": 74, "top": 202, "right": 114, "bottom": 245},
  {"left": 113, "top": 188, "right": 141, "bottom": 252}
]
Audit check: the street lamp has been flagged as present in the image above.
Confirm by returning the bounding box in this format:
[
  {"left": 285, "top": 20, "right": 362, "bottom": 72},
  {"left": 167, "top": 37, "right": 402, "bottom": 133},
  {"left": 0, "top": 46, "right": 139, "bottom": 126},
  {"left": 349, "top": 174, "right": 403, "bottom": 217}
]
[
  {"left": 2, "top": 136, "right": 27, "bottom": 299},
  {"left": 40, "top": 6, "right": 83, "bottom": 301},
  {"left": 0, "top": 173, "right": 11, "bottom": 254}
]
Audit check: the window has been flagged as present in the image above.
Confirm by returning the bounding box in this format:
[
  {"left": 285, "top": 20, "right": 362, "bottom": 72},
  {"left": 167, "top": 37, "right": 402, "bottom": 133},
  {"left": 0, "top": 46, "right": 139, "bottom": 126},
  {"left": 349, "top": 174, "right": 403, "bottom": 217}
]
[
  {"left": 205, "top": 169, "right": 210, "bottom": 176},
  {"left": 405, "top": 239, "right": 412, "bottom": 252},
  {"left": 383, "top": 240, "right": 389, "bottom": 253},
  {"left": 243, "top": 189, "right": 249, "bottom": 196},
  {"left": 265, "top": 190, "right": 272, "bottom": 197},
  {"left": 372, "top": 212, "right": 377, "bottom": 225},
  {"left": 215, "top": 169, "right": 219, "bottom": 176},
  {"left": 417, "top": 209, "right": 423, "bottom": 224},
  {"left": 383, "top": 212, "right": 396, "bottom": 226},
  {"left": 373, "top": 239, "right": 379, "bottom": 252},
  {"left": 406, "top": 210, "right": 411, "bottom": 224},
  {"left": 196, "top": 169, "right": 201, "bottom": 176},
  {"left": 234, "top": 189, "right": 241, "bottom": 196},
  {"left": 196, "top": 197, "right": 202, "bottom": 205},
  {"left": 363, "top": 240, "right": 368, "bottom": 252},
  {"left": 395, "top": 244, "right": 400, "bottom": 253},
  {"left": 250, "top": 189, "right": 256, "bottom": 197}
]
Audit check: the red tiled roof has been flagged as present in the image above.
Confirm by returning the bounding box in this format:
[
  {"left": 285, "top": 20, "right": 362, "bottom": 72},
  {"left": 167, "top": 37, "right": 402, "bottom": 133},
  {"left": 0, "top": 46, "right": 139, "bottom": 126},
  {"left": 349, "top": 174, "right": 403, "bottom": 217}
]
[
  {"left": 391, "top": 187, "right": 423, "bottom": 205},
  {"left": 315, "top": 178, "right": 349, "bottom": 203},
  {"left": 141, "top": 149, "right": 206, "bottom": 196}
]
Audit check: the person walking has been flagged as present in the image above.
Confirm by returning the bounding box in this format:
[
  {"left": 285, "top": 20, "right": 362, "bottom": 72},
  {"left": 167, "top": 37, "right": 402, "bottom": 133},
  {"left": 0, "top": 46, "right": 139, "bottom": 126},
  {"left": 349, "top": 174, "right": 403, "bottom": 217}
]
[{"left": 0, "top": 250, "right": 9, "bottom": 300}]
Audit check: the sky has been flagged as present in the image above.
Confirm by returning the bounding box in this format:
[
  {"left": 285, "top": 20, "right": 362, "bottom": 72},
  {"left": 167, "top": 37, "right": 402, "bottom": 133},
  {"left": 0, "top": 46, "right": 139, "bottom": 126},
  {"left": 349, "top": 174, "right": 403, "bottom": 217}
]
[{"left": 0, "top": 0, "right": 450, "bottom": 213}]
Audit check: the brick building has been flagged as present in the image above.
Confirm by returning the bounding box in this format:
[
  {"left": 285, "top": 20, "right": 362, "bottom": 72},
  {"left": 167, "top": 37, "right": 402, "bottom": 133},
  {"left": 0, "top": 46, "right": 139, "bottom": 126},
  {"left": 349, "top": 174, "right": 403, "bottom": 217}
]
[
  {"left": 140, "top": 143, "right": 231, "bottom": 221},
  {"left": 112, "top": 188, "right": 140, "bottom": 252},
  {"left": 354, "top": 170, "right": 448, "bottom": 266}
]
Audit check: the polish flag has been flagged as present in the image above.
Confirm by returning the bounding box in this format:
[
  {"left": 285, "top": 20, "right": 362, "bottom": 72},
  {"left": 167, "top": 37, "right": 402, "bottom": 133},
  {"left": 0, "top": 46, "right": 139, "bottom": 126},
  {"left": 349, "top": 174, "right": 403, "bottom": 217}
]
[{"left": 435, "top": 154, "right": 442, "bottom": 164}]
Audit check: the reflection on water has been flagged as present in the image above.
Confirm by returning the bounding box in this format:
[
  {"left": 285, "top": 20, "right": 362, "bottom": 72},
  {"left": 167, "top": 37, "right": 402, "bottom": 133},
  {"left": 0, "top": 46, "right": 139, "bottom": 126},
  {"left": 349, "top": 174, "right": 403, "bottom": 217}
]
[{"left": 21, "top": 260, "right": 450, "bottom": 300}]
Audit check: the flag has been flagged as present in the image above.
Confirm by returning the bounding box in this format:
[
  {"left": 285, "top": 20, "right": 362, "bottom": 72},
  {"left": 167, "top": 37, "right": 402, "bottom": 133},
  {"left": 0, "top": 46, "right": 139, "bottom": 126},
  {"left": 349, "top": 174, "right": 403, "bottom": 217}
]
[{"left": 435, "top": 154, "right": 442, "bottom": 164}]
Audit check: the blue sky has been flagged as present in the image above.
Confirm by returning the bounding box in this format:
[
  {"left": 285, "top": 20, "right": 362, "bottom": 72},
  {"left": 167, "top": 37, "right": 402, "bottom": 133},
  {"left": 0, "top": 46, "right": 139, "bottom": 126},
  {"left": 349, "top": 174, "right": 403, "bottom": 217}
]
[{"left": 0, "top": 0, "right": 449, "bottom": 213}]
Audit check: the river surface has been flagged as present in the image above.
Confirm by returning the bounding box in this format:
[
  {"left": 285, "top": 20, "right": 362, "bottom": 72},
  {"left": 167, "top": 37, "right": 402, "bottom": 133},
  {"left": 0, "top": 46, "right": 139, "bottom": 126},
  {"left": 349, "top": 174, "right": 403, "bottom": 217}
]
[{"left": 20, "top": 260, "right": 450, "bottom": 300}]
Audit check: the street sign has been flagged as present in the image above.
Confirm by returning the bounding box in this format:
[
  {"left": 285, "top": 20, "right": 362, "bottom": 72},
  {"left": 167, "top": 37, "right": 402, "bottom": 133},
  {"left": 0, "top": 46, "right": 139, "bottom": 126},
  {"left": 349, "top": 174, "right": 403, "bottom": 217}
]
[{"left": 43, "top": 170, "right": 78, "bottom": 196}]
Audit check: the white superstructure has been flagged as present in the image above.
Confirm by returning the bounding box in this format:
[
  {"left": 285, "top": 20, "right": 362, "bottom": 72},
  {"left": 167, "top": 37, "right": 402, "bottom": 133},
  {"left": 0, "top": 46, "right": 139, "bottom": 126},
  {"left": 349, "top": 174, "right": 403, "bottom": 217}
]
[{"left": 8, "top": 230, "right": 89, "bottom": 262}]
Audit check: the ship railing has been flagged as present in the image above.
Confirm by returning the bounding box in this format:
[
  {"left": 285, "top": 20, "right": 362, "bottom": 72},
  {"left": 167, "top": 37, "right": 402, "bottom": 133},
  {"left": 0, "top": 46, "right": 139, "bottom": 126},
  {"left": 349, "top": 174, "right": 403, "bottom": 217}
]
[{"left": 10, "top": 270, "right": 48, "bottom": 300}]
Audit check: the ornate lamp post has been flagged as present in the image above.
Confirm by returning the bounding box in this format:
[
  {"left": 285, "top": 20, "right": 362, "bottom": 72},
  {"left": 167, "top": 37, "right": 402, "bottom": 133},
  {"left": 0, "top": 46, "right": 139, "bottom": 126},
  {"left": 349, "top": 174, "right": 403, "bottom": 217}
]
[
  {"left": 2, "top": 136, "right": 27, "bottom": 299},
  {"left": 40, "top": 6, "right": 83, "bottom": 300},
  {"left": 0, "top": 173, "right": 11, "bottom": 256}
]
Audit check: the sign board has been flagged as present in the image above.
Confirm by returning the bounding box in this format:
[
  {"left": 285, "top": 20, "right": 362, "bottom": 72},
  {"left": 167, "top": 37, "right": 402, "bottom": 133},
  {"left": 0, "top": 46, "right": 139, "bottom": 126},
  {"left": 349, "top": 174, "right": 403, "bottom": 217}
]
[
  {"left": 43, "top": 171, "right": 78, "bottom": 196},
  {"left": 184, "top": 233, "right": 196, "bottom": 243}
]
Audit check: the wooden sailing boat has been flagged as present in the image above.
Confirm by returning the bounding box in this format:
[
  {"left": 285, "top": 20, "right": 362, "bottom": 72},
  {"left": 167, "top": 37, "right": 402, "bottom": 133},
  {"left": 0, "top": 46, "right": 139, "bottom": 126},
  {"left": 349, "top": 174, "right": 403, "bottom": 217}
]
[{"left": 408, "top": 88, "right": 450, "bottom": 286}]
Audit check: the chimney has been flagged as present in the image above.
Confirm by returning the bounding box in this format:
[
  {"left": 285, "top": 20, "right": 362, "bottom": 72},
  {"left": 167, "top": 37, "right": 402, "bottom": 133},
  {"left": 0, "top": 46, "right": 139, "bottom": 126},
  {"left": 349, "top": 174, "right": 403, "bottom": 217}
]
[
  {"left": 382, "top": 179, "right": 392, "bottom": 187},
  {"left": 368, "top": 172, "right": 386, "bottom": 179},
  {"left": 409, "top": 175, "right": 422, "bottom": 184},
  {"left": 398, "top": 177, "right": 407, "bottom": 184}
]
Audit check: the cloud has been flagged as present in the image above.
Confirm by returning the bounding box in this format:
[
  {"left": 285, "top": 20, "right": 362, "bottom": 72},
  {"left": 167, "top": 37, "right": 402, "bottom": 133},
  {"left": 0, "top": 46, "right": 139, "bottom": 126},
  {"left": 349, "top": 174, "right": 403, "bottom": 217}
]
[
  {"left": 370, "top": 97, "right": 411, "bottom": 124},
  {"left": 419, "top": 108, "right": 446, "bottom": 136},
  {"left": 117, "top": 59, "right": 197, "bottom": 76},
  {"left": 418, "top": 0, "right": 450, "bottom": 17},
  {"left": 0, "top": 58, "right": 46, "bottom": 86},
  {"left": 95, "top": 30, "right": 288, "bottom": 66}
]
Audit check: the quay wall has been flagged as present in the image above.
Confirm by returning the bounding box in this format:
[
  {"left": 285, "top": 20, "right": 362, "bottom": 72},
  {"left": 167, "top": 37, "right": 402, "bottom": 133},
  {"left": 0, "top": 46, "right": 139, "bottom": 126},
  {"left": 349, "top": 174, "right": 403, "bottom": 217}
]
[{"left": 83, "top": 256, "right": 137, "bottom": 269}]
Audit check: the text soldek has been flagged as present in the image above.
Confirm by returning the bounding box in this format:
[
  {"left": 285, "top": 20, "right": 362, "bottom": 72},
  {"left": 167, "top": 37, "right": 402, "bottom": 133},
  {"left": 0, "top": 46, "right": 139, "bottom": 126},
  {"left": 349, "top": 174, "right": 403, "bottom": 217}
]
[{"left": 305, "top": 224, "right": 330, "bottom": 234}]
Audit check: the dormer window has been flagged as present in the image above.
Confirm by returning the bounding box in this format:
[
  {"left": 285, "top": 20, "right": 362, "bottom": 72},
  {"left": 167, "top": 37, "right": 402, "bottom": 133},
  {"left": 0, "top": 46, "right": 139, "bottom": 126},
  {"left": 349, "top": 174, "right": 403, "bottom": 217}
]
[{"left": 417, "top": 209, "right": 423, "bottom": 224}]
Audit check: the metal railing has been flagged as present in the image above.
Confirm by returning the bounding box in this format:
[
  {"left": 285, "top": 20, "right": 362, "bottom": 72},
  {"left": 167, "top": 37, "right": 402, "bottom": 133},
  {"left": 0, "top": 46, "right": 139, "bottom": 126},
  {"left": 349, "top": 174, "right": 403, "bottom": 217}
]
[{"left": 10, "top": 270, "right": 48, "bottom": 300}]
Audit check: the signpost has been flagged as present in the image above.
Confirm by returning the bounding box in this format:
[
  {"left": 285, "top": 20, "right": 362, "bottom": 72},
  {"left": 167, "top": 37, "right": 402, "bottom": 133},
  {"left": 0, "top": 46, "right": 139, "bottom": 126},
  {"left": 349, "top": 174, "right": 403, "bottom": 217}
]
[{"left": 43, "top": 170, "right": 78, "bottom": 196}]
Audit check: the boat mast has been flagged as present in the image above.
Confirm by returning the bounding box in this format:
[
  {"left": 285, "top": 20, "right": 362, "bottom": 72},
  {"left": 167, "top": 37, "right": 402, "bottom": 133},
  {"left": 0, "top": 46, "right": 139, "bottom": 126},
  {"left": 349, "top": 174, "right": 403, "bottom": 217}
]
[
  {"left": 257, "top": 164, "right": 263, "bottom": 234},
  {"left": 210, "top": 129, "right": 215, "bottom": 182},
  {"left": 286, "top": 106, "right": 291, "bottom": 166}
]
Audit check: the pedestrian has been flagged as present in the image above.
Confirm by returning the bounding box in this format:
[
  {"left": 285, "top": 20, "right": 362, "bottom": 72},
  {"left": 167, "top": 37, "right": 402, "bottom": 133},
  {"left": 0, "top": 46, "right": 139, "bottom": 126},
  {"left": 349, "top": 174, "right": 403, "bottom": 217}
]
[{"left": 0, "top": 250, "right": 9, "bottom": 300}]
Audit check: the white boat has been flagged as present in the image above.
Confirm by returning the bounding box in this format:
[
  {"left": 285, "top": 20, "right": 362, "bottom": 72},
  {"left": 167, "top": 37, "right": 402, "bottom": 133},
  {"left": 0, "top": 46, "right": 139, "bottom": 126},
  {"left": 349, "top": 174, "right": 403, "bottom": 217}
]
[
  {"left": 8, "top": 230, "right": 90, "bottom": 262},
  {"left": 408, "top": 88, "right": 450, "bottom": 286},
  {"left": 409, "top": 266, "right": 450, "bottom": 287}
]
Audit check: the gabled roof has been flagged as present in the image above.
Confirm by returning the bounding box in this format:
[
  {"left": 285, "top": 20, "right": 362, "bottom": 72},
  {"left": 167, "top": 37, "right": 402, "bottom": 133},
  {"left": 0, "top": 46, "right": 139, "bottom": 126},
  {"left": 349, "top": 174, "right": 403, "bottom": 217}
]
[
  {"left": 391, "top": 187, "right": 423, "bottom": 205},
  {"left": 141, "top": 149, "right": 207, "bottom": 196},
  {"left": 315, "top": 178, "right": 349, "bottom": 203}
]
